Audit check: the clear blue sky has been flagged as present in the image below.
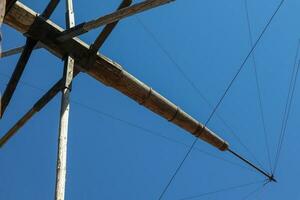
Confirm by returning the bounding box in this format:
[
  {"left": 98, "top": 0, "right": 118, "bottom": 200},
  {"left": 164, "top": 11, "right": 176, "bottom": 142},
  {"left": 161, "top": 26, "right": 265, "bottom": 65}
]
[{"left": 1, "top": 0, "right": 300, "bottom": 199}]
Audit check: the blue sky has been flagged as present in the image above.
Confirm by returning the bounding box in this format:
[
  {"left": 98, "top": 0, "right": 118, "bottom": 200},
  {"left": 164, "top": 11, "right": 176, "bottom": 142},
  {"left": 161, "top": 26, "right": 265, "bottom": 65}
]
[{"left": 1, "top": 0, "right": 300, "bottom": 199}]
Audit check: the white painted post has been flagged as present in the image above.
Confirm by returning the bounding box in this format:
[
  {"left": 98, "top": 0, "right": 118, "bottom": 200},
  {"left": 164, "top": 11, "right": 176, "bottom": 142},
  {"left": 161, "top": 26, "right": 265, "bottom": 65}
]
[{"left": 55, "top": 0, "right": 75, "bottom": 199}]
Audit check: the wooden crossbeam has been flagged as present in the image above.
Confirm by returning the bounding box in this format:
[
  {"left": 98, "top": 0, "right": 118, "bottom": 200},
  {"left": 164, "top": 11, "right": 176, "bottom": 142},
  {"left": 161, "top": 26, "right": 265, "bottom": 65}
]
[
  {"left": 89, "top": 0, "right": 132, "bottom": 53},
  {"left": 42, "top": 0, "right": 61, "bottom": 19},
  {"left": 0, "top": 1, "right": 127, "bottom": 147},
  {"left": 3, "top": 1, "right": 229, "bottom": 151},
  {"left": 0, "top": 43, "right": 43, "bottom": 58},
  {"left": 57, "top": 0, "right": 173, "bottom": 41},
  {"left": 0, "top": 0, "right": 60, "bottom": 118},
  {"left": 1, "top": 46, "right": 28, "bottom": 58},
  {"left": 1, "top": 39, "right": 36, "bottom": 117},
  {"left": 0, "top": 70, "right": 79, "bottom": 148},
  {"left": 5, "top": 0, "right": 17, "bottom": 16}
]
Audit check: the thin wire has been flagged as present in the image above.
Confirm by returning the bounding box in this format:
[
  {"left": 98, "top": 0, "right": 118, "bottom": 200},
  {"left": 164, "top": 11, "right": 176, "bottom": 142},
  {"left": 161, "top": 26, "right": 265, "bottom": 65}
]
[
  {"left": 155, "top": 0, "right": 285, "bottom": 198},
  {"left": 0, "top": 76, "right": 255, "bottom": 173},
  {"left": 276, "top": 62, "right": 300, "bottom": 167},
  {"left": 158, "top": 137, "right": 198, "bottom": 200},
  {"left": 0, "top": 77, "right": 265, "bottom": 199},
  {"left": 273, "top": 52, "right": 300, "bottom": 173},
  {"left": 273, "top": 41, "right": 300, "bottom": 173},
  {"left": 253, "top": 185, "right": 266, "bottom": 200},
  {"left": 135, "top": 16, "right": 265, "bottom": 171},
  {"left": 240, "top": 181, "right": 267, "bottom": 200},
  {"left": 0, "top": 73, "right": 45, "bottom": 92},
  {"left": 244, "top": 0, "right": 272, "bottom": 173},
  {"left": 216, "top": 115, "right": 265, "bottom": 170},
  {"left": 2, "top": 1, "right": 285, "bottom": 195},
  {"left": 178, "top": 179, "right": 265, "bottom": 200}
]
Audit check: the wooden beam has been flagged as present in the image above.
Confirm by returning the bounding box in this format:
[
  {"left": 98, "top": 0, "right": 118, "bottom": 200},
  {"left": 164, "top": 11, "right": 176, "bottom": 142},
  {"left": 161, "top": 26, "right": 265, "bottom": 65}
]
[
  {"left": 1, "top": 38, "right": 36, "bottom": 117},
  {"left": 0, "top": 0, "right": 60, "bottom": 118},
  {"left": 3, "top": 1, "right": 229, "bottom": 151},
  {"left": 5, "top": 0, "right": 17, "bottom": 16},
  {"left": 57, "top": 0, "right": 173, "bottom": 41},
  {"left": 0, "top": 43, "right": 43, "bottom": 58},
  {"left": 89, "top": 0, "right": 132, "bottom": 53},
  {"left": 0, "top": 70, "right": 80, "bottom": 148},
  {"left": 55, "top": 1, "right": 74, "bottom": 199},
  {"left": 0, "top": 0, "right": 122, "bottom": 147},
  {"left": 41, "top": 0, "right": 61, "bottom": 19},
  {"left": 1, "top": 46, "right": 27, "bottom": 58}
]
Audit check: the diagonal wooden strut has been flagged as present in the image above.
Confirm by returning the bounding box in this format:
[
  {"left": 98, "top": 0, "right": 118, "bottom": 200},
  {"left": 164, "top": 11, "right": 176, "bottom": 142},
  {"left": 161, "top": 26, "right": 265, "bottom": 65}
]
[
  {"left": 1, "top": 39, "right": 36, "bottom": 117},
  {"left": 0, "top": 70, "right": 79, "bottom": 148},
  {"left": 5, "top": 0, "right": 17, "bottom": 16},
  {"left": 0, "top": 1, "right": 127, "bottom": 148},
  {"left": 89, "top": 0, "right": 132, "bottom": 54},
  {"left": 0, "top": 43, "right": 43, "bottom": 58},
  {"left": 0, "top": 69, "right": 82, "bottom": 148},
  {"left": 0, "top": 0, "right": 60, "bottom": 118},
  {"left": 1, "top": 5, "right": 134, "bottom": 59},
  {"left": 57, "top": 0, "right": 173, "bottom": 42}
]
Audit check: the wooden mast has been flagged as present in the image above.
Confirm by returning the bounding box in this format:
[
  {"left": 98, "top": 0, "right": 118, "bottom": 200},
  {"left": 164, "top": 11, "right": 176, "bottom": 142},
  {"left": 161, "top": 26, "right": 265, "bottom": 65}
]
[{"left": 54, "top": 0, "right": 75, "bottom": 199}]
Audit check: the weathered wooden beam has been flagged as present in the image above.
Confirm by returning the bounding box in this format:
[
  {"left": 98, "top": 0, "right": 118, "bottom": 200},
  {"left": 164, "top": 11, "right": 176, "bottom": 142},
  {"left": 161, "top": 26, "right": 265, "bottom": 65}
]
[
  {"left": 0, "top": 0, "right": 130, "bottom": 146},
  {"left": 1, "top": 45, "right": 26, "bottom": 58},
  {"left": 5, "top": 0, "right": 17, "bottom": 16},
  {"left": 57, "top": 0, "right": 174, "bottom": 41},
  {"left": 1, "top": 38, "right": 36, "bottom": 117},
  {"left": 42, "top": 0, "right": 61, "bottom": 19},
  {"left": 3, "top": 1, "right": 229, "bottom": 151},
  {"left": 55, "top": 1, "right": 75, "bottom": 199},
  {"left": 0, "top": 0, "right": 125, "bottom": 147},
  {"left": 0, "top": 0, "right": 60, "bottom": 118},
  {"left": 89, "top": 0, "right": 132, "bottom": 53},
  {"left": 0, "top": 43, "right": 43, "bottom": 58},
  {"left": 0, "top": 70, "right": 80, "bottom": 148}
]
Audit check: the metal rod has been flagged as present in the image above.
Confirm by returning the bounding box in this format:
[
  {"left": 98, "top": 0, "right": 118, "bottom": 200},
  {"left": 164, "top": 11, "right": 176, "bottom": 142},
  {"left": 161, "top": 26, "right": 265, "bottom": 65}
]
[
  {"left": 54, "top": 0, "right": 75, "bottom": 199},
  {"left": 228, "top": 148, "right": 277, "bottom": 182},
  {"left": 57, "top": 0, "right": 174, "bottom": 41}
]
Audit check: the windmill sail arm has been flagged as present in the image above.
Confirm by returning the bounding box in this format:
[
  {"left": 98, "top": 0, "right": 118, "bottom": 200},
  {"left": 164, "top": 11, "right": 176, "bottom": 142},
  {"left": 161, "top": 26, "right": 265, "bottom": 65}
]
[{"left": 4, "top": 1, "right": 229, "bottom": 151}]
